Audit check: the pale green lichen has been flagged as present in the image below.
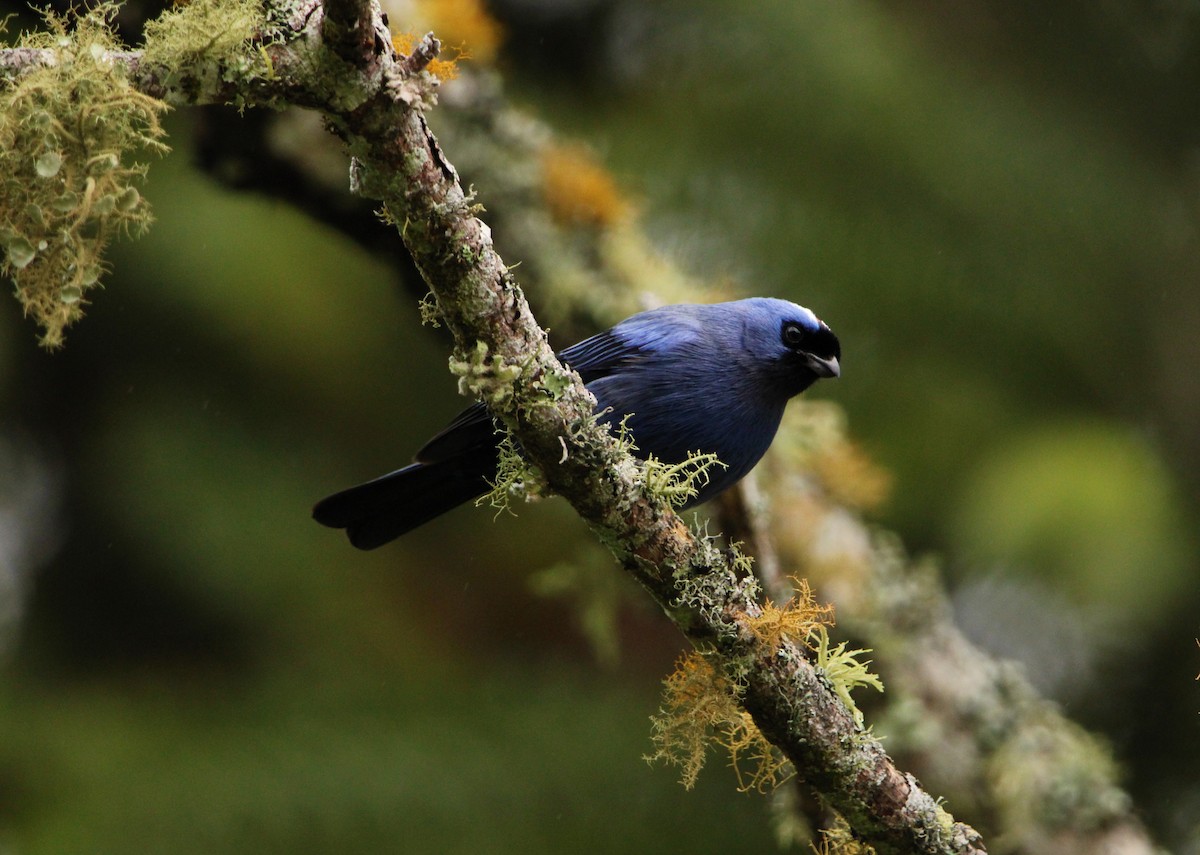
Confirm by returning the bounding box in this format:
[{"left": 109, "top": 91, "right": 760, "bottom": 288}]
[
  {"left": 138, "top": 0, "right": 276, "bottom": 113},
  {"left": 669, "top": 530, "right": 762, "bottom": 643},
  {"left": 141, "top": 0, "right": 269, "bottom": 109},
  {"left": 417, "top": 290, "right": 443, "bottom": 327},
  {"left": 533, "top": 363, "right": 573, "bottom": 402},
  {"left": 477, "top": 428, "right": 545, "bottom": 517},
  {"left": 809, "top": 624, "right": 884, "bottom": 729},
  {"left": 1, "top": 4, "right": 168, "bottom": 348},
  {"left": 447, "top": 339, "right": 526, "bottom": 405},
  {"left": 640, "top": 451, "right": 726, "bottom": 509},
  {"left": 726, "top": 539, "right": 756, "bottom": 577}
]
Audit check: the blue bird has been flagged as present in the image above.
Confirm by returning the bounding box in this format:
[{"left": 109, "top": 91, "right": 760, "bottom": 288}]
[{"left": 313, "top": 298, "right": 840, "bottom": 549}]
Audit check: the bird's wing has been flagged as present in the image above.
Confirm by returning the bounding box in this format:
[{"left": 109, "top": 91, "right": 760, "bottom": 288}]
[
  {"left": 558, "top": 327, "right": 652, "bottom": 384},
  {"left": 415, "top": 327, "right": 652, "bottom": 463}
]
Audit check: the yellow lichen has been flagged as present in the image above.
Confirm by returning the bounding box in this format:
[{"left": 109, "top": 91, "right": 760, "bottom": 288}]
[
  {"left": 141, "top": 0, "right": 265, "bottom": 70},
  {"left": 0, "top": 4, "right": 168, "bottom": 348},
  {"left": 811, "top": 814, "right": 878, "bottom": 855},
  {"left": 745, "top": 578, "right": 836, "bottom": 651},
  {"left": 745, "top": 580, "right": 883, "bottom": 728},
  {"left": 646, "top": 650, "right": 793, "bottom": 793}
]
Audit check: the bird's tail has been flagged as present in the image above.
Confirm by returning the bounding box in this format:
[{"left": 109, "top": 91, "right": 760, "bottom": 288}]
[{"left": 312, "top": 458, "right": 491, "bottom": 550}]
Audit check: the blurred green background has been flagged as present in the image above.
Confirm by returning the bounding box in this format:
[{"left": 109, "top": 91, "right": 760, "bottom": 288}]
[{"left": 2, "top": 0, "right": 1199, "bottom": 852}]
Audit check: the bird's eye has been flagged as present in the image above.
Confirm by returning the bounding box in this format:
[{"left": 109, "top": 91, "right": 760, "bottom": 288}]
[{"left": 781, "top": 322, "right": 806, "bottom": 349}]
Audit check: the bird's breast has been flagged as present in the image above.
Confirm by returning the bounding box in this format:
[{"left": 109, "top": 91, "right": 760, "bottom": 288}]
[{"left": 588, "top": 370, "right": 786, "bottom": 506}]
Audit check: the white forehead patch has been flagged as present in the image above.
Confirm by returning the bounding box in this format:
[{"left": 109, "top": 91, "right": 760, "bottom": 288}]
[{"left": 789, "top": 302, "right": 821, "bottom": 331}]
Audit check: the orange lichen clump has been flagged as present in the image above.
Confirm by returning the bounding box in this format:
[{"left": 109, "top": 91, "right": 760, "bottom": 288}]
[
  {"left": 649, "top": 577, "right": 881, "bottom": 791},
  {"left": 745, "top": 578, "right": 836, "bottom": 651},
  {"left": 541, "top": 143, "right": 632, "bottom": 228},
  {"left": 647, "top": 651, "right": 793, "bottom": 793},
  {"left": 647, "top": 582, "right": 839, "bottom": 794}
]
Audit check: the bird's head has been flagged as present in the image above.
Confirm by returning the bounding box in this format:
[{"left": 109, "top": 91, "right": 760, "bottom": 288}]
[{"left": 740, "top": 298, "right": 841, "bottom": 397}]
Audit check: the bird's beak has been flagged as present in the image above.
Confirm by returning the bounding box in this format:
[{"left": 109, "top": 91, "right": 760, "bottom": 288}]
[{"left": 805, "top": 353, "right": 840, "bottom": 379}]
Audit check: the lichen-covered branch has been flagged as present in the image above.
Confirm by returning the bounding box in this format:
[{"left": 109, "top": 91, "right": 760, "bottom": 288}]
[
  {"left": 347, "top": 98, "right": 983, "bottom": 855},
  {"left": 293, "top": 14, "right": 988, "bottom": 855}
]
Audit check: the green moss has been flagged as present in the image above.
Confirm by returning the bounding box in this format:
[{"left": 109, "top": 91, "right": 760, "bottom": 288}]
[{"left": 1, "top": 4, "right": 168, "bottom": 348}]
